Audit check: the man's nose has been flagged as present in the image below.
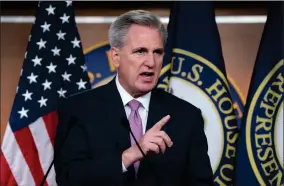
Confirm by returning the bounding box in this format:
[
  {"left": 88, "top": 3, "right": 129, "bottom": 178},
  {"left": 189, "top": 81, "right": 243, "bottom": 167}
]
[{"left": 145, "top": 53, "right": 155, "bottom": 67}]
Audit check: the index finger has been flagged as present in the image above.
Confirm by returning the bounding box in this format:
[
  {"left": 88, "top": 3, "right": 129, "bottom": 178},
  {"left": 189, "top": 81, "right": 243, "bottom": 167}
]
[{"left": 152, "top": 115, "right": 170, "bottom": 131}]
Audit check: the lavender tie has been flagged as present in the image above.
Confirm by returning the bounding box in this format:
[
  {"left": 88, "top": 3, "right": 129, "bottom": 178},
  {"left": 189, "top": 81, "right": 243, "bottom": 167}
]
[{"left": 128, "top": 99, "right": 143, "bottom": 174}]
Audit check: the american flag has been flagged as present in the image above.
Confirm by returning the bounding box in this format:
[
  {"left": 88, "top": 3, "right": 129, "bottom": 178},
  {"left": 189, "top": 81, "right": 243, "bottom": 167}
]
[{"left": 1, "top": 1, "right": 91, "bottom": 186}]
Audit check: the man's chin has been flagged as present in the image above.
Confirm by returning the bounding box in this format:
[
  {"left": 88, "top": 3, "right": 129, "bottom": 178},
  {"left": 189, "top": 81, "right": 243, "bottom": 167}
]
[{"left": 137, "top": 84, "right": 155, "bottom": 93}]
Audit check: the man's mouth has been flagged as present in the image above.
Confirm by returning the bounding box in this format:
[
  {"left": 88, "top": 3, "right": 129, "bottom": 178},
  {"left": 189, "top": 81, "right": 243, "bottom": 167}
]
[{"left": 140, "top": 72, "right": 154, "bottom": 77}]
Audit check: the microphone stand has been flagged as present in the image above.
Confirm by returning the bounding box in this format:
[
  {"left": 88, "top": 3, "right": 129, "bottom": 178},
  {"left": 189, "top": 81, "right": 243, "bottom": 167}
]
[{"left": 121, "top": 118, "right": 159, "bottom": 185}]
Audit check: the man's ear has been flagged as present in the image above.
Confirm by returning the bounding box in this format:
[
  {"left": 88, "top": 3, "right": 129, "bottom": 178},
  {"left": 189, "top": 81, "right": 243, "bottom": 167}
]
[{"left": 109, "top": 47, "right": 120, "bottom": 68}]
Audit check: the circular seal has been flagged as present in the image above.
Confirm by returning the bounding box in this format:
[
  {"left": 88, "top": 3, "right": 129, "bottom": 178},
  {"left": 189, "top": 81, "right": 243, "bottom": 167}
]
[
  {"left": 84, "top": 43, "right": 245, "bottom": 185},
  {"left": 157, "top": 48, "right": 242, "bottom": 184},
  {"left": 246, "top": 59, "right": 283, "bottom": 186},
  {"left": 84, "top": 41, "right": 117, "bottom": 88}
]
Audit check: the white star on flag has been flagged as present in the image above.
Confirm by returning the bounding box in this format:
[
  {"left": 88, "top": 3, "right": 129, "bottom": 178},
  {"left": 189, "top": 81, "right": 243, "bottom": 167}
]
[
  {"left": 76, "top": 79, "right": 87, "bottom": 90},
  {"left": 62, "top": 71, "right": 72, "bottom": 82},
  {"left": 42, "top": 79, "right": 52, "bottom": 90},
  {"left": 66, "top": 54, "right": 76, "bottom": 65},
  {"left": 66, "top": 1, "right": 72, "bottom": 7},
  {"left": 41, "top": 22, "right": 51, "bottom": 32},
  {"left": 22, "top": 90, "right": 33, "bottom": 101},
  {"left": 71, "top": 37, "right": 80, "bottom": 48},
  {"left": 51, "top": 46, "right": 61, "bottom": 56},
  {"left": 38, "top": 96, "right": 48, "bottom": 107},
  {"left": 32, "top": 56, "right": 42, "bottom": 67},
  {"left": 81, "top": 65, "right": 87, "bottom": 72},
  {"left": 60, "top": 13, "right": 70, "bottom": 24},
  {"left": 36, "top": 38, "right": 47, "bottom": 50},
  {"left": 46, "top": 5, "right": 56, "bottom": 15},
  {"left": 17, "top": 107, "right": 29, "bottom": 119},
  {"left": 27, "top": 73, "right": 38, "bottom": 84},
  {"left": 46, "top": 62, "right": 57, "bottom": 73},
  {"left": 57, "top": 88, "right": 67, "bottom": 97},
  {"left": 56, "top": 30, "right": 66, "bottom": 40}
]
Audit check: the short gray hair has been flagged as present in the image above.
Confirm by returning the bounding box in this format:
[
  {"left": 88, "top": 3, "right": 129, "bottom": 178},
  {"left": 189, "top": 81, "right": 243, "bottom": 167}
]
[{"left": 109, "top": 10, "right": 168, "bottom": 48}]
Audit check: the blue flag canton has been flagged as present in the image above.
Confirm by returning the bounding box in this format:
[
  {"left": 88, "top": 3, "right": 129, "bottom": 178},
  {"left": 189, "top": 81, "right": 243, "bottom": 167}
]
[{"left": 9, "top": 1, "right": 90, "bottom": 132}]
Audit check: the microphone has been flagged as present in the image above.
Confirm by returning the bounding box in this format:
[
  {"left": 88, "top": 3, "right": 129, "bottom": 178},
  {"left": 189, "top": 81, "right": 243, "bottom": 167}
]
[
  {"left": 121, "top": 117, "right": 159, "bottom": 184},
  {"left": 40, "top": 158, "right": 54, "bottom": 186},
  {"left": 121, "top": 117, "right": 147, "bottom": 158},
  {"left": 40, "top": 115, "right": 77, "bottom": 186}
]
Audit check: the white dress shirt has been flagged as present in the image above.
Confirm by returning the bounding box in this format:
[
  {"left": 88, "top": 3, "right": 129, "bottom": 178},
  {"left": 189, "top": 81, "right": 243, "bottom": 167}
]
[{"left": 115, "top": 75, "right": 151, "bottom": 172}]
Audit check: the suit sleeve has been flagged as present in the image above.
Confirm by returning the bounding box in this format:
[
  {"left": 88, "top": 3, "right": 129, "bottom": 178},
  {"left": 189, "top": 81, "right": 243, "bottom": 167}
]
[
  {"left": 186, "top": 109, "right": 214, "bottom": 186},
  {"left": 54, "top": 100, "right": 124, "bottom": 186}
]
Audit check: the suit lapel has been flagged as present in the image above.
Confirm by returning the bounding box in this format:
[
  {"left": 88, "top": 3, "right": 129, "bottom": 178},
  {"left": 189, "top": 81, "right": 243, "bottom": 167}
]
[
  {"left": 103, "top": 78, "right": 130, "bottom": 150},
  {"left": 102, "top": 80, "right": 170, "bottom": 180},
  {"left": 137, "top": 89, "right": 170, "bottom": 177},
  {"left": 146, "top": 89, "right": 170, "bottom": 132},
  {"left": 101, "top": 78, "right": 136, "bottom": 179}
]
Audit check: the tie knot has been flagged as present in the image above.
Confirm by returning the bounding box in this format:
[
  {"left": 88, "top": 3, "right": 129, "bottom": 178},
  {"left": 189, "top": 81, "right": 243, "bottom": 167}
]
[{"left": 128, "top": 99, "right": 141, "bottom": 111}]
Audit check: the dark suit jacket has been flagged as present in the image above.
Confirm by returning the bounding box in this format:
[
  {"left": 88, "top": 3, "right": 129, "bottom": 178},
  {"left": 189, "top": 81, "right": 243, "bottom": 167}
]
[{"left": 54, "top": 78, "right": 214, "bottom": 186}]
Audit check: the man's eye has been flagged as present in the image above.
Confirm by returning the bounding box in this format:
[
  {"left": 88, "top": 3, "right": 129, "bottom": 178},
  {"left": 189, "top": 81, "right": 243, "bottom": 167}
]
[
  {"left": 135, "top": 50, "right": 146, "bottom": 54},
  {"left": 154, "top": 50, "right": 163, "bottom": 55}
]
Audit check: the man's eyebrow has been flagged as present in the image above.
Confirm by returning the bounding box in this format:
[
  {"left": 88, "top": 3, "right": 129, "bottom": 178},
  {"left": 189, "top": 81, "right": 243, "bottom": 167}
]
[
  {"left": 154, "top": 48, "right": 164, "bottom": 52},
  {"left": 132, "top": 47, "right": 148, "bottom": 52},
  {"left": 132, "top": 47, "right": 164, "bottom": 53},
  {"left": 135, "top": 47, "right": 147, "bottom": 50}
]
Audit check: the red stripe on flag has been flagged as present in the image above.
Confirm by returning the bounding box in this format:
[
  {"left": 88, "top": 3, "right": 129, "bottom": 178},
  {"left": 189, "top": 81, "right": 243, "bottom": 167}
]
[
  {"left": 14, "top": 127, "right": 48, "bottom": 186},
  {"left": 42, "top": 111, "right": 58, "bottom": 147},
  {"left": 0, "top": 150, "right": 17, "bottom": 186}
]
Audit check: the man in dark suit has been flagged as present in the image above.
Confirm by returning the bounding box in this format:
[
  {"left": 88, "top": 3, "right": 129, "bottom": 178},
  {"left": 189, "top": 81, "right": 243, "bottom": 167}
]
[{"left": 54, "top": 9, "right": 214, "bottom": 186}]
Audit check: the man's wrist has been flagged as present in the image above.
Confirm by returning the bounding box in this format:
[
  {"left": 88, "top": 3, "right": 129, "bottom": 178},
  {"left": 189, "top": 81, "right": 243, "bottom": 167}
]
[{"left": 122, "top": 147, "right": 138, "bottom": 168}]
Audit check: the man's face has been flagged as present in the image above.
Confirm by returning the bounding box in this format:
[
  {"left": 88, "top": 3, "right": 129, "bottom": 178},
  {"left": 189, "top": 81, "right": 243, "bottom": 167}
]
[{"left": 111, "top": 24, "right": 164, "bottom": 97}]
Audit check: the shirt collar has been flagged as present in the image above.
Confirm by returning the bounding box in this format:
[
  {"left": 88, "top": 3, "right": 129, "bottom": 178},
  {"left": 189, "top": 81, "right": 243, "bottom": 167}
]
[{"left": 115, "top": 75, "right": 151, "bottom": 111}]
